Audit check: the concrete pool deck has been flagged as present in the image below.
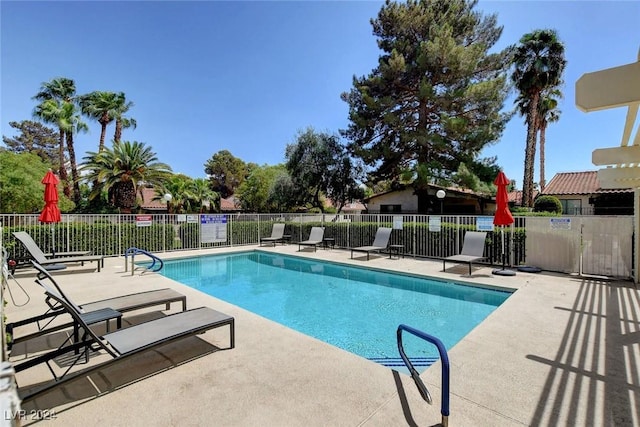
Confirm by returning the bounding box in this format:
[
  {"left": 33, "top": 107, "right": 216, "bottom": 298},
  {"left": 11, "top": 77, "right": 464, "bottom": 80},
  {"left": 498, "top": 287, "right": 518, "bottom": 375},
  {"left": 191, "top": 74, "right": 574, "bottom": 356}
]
[{"left": 6, "top": 245, "right": 640, "bottom": 426}]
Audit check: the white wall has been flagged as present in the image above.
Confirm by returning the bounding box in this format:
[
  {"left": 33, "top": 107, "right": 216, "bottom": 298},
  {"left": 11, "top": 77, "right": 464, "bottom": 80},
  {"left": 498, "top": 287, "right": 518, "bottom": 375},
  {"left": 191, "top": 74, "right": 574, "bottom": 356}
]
[{"left": 366, "top": 189, "right": 418, "bottom": 212}]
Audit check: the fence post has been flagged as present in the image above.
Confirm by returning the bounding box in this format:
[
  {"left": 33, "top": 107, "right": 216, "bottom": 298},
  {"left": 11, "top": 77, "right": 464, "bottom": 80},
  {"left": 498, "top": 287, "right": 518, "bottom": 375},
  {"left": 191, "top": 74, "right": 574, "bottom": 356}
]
[
  {"left": 412, "top": 215, "right": 416, "bottom": 258},
  {"left": 118, "top": 214, "right": 122, "bottom": 257}
]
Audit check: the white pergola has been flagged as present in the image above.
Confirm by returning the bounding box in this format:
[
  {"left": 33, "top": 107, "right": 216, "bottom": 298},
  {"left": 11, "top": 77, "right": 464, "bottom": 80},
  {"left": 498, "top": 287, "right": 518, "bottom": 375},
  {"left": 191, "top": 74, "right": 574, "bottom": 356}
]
[{"left": 576, "top": 47, "right": 640, "bottom": 282}]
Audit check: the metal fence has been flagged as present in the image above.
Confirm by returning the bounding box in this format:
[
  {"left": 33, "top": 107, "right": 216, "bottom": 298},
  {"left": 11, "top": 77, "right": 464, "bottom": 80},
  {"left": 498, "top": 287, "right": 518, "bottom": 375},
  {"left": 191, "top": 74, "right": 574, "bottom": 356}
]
[
  {"left": 0, "top": 213, "right": 516, "bottom": 263},
  {"left": 0, "top": 213, "right": 633, "bottom": 279}
]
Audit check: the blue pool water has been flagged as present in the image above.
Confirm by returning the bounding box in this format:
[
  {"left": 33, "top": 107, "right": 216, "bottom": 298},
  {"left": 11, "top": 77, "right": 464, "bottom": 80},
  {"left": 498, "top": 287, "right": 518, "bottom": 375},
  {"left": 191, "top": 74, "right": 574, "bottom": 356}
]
[{"left": 161, "top": 251, "right": 511, "bottom": 369}]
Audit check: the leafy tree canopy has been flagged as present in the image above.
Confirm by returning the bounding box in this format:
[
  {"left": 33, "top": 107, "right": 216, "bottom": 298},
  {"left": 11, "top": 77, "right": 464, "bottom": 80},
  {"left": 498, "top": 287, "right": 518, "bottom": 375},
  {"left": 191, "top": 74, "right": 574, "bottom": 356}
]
[
  {"left": 204, "top": 150, "right": 248, "bottom": 198},
  {"left": 236, "top": 164, "right": 287, "bottom": 213},
  {"left": 341, "top": 0, "right": 511, "bottom": 190},
  {"left": 450, "top": 163, "right": 495, "bottom": 195},
  {"left": 0, "top": 151, "right": 74, "bottom": 213},
  {"left": 2, "top": 120, "right": 62, "bottom": 169},
  {"left": 285, "top": 128, "right": 364, "bottom": 213}
]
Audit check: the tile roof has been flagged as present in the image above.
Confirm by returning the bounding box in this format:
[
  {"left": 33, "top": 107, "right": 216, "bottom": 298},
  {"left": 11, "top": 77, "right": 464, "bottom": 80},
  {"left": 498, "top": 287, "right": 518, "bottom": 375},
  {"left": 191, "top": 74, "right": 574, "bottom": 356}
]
[
  {"left": 542, "top": 171, "right": 632, "bottom": 195},
  {"left": 139, "top": 187, "right": 167, "bottom": 210},
  {"left": 507, "top": 190, "right": 539, "bottom": 205},
  {"left": 220, "top": 196, "right": 241, "bottom": 211}
]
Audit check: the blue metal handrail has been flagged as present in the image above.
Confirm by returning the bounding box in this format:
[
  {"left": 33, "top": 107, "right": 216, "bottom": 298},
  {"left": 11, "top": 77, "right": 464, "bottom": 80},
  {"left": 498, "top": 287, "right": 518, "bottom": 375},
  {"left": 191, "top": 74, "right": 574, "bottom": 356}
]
[
  {"left": 124, "top": 247, "right": 164, "bottom": 275},
  {"left": 397, "top": 324, "right": 450, "bottom": 427}
]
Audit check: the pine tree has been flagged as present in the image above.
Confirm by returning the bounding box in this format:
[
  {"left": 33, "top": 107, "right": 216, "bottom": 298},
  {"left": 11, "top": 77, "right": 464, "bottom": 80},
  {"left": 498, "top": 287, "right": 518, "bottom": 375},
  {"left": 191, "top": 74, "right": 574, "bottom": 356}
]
[{"left": 341, "top": 0, "right": 511, "bottom": 190}]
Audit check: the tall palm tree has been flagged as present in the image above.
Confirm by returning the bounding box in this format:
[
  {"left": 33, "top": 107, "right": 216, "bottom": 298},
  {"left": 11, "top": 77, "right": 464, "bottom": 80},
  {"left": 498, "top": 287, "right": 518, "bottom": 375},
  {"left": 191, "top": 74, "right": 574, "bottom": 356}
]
[
  {"left": 33, "top": 77, "right": 76, "bottom": 197},
  {"left": 78, "top": 91, "right": 121, "bottom": 151},
  {"left": 515, "top": 87, "right": 562, "bottom": 193},
  {"left": 82, "top": 141, "right": 172, "bottom": 213},
  {"left": 112, "top": 94, "right": 136, "bottom": 143},
  {"left": 60, "top": 102, "right": 89, "bottom": 204},
  {"left": 536, "top": 89, "right": 562, "bottom": 191},
  {"left": 511, "top": 29, "right": 566, "bottom": 207}
]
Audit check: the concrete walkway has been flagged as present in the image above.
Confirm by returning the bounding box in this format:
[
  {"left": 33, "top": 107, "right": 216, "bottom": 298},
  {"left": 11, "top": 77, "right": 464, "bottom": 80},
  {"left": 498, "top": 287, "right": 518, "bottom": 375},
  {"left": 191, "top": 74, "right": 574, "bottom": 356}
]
[{"left": 5, "top": 245, "right": 639, "bottom": 426}]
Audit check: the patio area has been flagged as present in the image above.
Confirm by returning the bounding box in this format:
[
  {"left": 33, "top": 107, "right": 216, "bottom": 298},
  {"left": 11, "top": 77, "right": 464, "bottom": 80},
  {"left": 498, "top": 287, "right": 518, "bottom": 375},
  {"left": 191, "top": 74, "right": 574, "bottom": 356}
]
[{"left": 5, "top": 244, "right": 639, "bottom": 426}]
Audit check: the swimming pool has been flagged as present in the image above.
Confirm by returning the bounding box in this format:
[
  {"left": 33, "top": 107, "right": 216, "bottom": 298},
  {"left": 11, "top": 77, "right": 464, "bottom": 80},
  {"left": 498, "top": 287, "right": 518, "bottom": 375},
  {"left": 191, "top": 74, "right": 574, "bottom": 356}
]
[{"left": 161, "top": 251, "right": 511, "bottom": 370}]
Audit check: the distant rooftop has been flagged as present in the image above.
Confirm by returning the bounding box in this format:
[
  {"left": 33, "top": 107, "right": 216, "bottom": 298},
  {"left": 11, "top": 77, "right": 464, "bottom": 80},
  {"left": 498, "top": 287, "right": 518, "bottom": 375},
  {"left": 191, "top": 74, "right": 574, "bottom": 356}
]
[{"left": 542, "top": 171, "right": 632, "bottom": 195}]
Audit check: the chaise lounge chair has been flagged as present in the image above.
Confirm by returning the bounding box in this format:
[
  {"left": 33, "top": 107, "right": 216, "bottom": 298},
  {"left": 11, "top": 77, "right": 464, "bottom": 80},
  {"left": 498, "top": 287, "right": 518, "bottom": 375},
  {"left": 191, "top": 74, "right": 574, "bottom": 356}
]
[
  {"left": 298, "top": 227, "right": 325, "bottom": 252},
  {"left": 350, "top": 227, "right": 392, "bottom": 260},
  {"left": 8, "top": 262, "right": 188, "bottom": 346},
  {"left": 13, "top": 231, "right": 105, "bottom": 272},
  {"left": 442, "top": 231, "right": 487, "bottom": 276},
  {"left": 16, "top": 268, "right": 235, "bottom": 402},
  {"left": 260, "top": 223, "right": 286, "bottom": 246}
]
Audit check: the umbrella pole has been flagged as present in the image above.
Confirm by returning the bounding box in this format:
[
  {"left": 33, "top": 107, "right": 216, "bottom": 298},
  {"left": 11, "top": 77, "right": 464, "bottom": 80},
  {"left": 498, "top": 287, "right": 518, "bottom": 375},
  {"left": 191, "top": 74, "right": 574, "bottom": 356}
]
[
  {"left": 51, "top": 224, "right": 55, "bottom": 257},
  {"left": 501, "top": 227, "right": 506, "bottom": 270}
]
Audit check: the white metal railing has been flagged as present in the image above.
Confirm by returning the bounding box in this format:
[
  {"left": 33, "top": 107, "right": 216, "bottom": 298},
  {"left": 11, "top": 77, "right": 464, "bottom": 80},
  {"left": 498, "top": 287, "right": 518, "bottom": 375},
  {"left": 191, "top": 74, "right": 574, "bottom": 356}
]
[{"left": 0, "top": 213, "right": 633, "bottom": 279}]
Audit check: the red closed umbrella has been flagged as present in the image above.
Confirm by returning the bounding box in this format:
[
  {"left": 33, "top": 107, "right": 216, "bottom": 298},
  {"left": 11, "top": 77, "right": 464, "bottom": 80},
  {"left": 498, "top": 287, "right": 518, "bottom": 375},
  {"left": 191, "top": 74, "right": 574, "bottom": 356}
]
[
  {"left": 493, "top": 171, "right": 515, "bottom": 275},
  {"left": 39, "top": 170, "right": 62, "bottom": 254},
  {"left": 493, "top": 171, "right": 514, "bottom": 227}
]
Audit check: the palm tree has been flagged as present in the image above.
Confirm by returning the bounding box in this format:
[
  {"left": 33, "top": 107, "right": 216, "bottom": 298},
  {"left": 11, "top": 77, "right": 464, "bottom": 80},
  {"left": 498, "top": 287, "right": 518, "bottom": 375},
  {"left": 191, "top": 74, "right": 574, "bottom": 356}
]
[
  {"left": 154, "top": 175, "right": 194, "bottom": 214},
  {"left": 536, "top": 89, "right": 562, "bottom": 191},
  {"left": 191, "top": 178, "right": 219, "bottom": 212},
  {"left": 60, "top": 101, "right": 89, "bottom": 204},
  {"left": 112, "top": 94, "right": 136, "bottom": 143},
  {"left": 33, "top": 77, "right": 76, "bottom": 197},
  {"left": 82, "top": 141, "right": 172, "bottom": 213},
  {"left": 78, "top": 91, "right": 121, "bottom": 151},
  {"left": 511, "top": 29, "right": 566, "bottom": 207},
  {"left": 515, "top": 87, "right": 562, "bottom": 193}
]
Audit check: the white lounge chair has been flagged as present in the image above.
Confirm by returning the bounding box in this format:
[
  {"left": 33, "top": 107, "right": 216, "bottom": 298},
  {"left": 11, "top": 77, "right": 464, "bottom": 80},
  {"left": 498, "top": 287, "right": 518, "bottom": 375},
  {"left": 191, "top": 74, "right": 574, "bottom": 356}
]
[
  {"left": 350, "top": 227, "right": 392, "bottom": 260},
  {"left": 298, "top": 227, "right": 325, "bottom": 252},
  {"left": 260, "top": 223, "right": 286, "bottom": 246},
  {"left": 442, "top": 231, "right": 487, "bottom": 276}
]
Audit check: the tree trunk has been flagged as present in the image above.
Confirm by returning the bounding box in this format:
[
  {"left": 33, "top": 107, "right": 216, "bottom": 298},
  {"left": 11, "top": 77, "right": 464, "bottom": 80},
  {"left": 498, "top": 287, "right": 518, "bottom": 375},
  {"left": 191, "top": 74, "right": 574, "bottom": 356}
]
[
  {"left": 114, "top": 120, "right": 122, "bottom": 143},
  {"left": 99, "top": 114, "right": 109, "bottom": 151},
  {"left": 522, "top": 91, "right": 540, "bottom": 208},
  {"left": 539, "top": 121, "right": 547, "bottom": 191},
  {"left": 57, "top": 128, "right": 70, "bottom": 198},
  {"left": 65, "top": 132, "right": 81, "bottom": 204}
]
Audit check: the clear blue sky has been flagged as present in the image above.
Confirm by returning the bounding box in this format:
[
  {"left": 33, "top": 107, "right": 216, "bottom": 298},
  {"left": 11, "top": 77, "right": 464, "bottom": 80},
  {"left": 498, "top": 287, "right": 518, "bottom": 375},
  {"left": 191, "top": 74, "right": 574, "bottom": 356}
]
[{"left": 2, "top": 1, "right": 639, "bottom": 190}]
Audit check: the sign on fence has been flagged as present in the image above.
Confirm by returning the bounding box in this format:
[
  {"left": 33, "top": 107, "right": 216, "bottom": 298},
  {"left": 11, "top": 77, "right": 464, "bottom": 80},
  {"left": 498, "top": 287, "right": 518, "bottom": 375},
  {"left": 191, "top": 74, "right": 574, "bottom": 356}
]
[
  {"left": 429, "top": 217, "right": 442, "bottom": 232},
  {"left": 201, "top": 214, "right": 227, "bottom": 243},
  {"left": 476, "top": 217, "right": 494, "bottom": 232},
  {"left": 550, "top": 218, "right": 571, "bottom": 230},
  {"left": 393, "top": 216, "right": 403, "bottom": 229},
  {"left": 135, "top": 215, "right": 152, "bottom": 227}
]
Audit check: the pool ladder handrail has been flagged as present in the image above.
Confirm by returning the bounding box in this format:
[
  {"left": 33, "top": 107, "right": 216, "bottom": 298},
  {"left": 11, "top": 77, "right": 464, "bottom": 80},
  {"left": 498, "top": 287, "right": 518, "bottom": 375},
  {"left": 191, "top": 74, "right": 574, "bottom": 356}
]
[
  {"left": 397, "top": 324, "right": 450, "bottom": 427},
  {"left": 124, "top": 247, "right": 164, "bottom": 275}
]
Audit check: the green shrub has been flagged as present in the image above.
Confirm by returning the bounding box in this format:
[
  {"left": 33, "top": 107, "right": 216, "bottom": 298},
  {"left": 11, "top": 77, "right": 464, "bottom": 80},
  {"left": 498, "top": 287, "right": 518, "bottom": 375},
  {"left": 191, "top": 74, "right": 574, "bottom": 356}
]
[{"left": 534, "top": 195, "right": 562, "bottom": 214}]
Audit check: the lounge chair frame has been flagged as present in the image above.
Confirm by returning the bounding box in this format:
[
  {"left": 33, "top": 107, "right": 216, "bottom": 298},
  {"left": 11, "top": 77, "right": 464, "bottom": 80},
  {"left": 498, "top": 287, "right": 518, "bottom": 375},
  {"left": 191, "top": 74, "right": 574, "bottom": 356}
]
[
  {"left": 350, "top": 227, "right": 392, "bottom": 260},
  {"left": 17, "top": 279, "right": 234, "bottom": 402},
  {"left": 12, "top": 231, "right": 105, "bottom": 272},
  {"left": 298, "top": 227, "right": 325, "bottom": 252},
  {"left": 442, "top": 231, "right": 488, "bottom": 276},
  {"left": 8, "top": 262, "right": 187, "bottom": 346},
  {"left": 259, "top": 223, "right": 286, "bottom": 246}
]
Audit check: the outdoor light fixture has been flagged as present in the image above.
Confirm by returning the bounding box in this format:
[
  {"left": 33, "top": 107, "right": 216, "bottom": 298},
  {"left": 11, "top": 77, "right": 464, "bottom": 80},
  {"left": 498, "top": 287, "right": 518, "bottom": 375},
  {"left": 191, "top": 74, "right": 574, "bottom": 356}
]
[
  {"left": 436, "top": 190, "right": 446, "bottom": 215},
  {"left": 163, "top": 193, "right": 173, "bottom": 213}
]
